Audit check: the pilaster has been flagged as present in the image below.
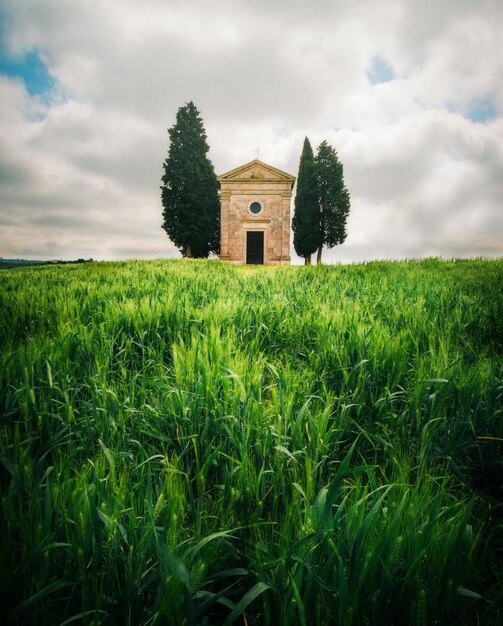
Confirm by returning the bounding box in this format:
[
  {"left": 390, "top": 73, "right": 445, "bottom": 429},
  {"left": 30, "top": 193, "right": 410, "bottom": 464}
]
[
  {"left": 219, "top": 190, "right": 231, "bottom": 260},
  {"left": 280, "top": 192, "right": 292, "bottom": 263}
]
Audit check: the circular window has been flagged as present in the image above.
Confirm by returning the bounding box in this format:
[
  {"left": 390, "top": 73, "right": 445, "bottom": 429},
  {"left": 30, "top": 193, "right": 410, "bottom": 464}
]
[{"left": 250, "top": 201, "right": 262, "bottom": 214}]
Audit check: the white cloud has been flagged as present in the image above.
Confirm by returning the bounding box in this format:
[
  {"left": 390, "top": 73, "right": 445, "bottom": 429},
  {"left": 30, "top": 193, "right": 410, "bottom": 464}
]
[{"left": 0, "top": 0, "right": 502, "bottom": 261}]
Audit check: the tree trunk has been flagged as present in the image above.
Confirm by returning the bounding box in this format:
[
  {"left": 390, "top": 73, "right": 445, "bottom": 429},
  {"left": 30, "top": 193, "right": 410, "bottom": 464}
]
[
  {"left": 316, "top": 246, "right": 323, "bottom": 264},
  {"left": 304, "top": 255, "right": 311, "bottom": 265},
  {"left": 185, "top": 243, "right": 193, "bottom": 258}
]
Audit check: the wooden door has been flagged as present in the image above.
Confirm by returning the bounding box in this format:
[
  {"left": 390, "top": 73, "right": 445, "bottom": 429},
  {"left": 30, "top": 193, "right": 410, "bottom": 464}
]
[{"left": 246, "top": 231, "right": 264, "bottom": 264}]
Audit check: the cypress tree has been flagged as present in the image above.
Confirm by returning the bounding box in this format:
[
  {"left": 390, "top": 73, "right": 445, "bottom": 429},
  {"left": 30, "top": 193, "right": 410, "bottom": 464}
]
[
  {"left": 315, "top": 140, "right": 350, "bottom": 264},
  {"left": 292, "top": 137, "right": 321, "bottom": 265},
  {"left": 161, "top": 102, "right": 220, "bottom": 258}
]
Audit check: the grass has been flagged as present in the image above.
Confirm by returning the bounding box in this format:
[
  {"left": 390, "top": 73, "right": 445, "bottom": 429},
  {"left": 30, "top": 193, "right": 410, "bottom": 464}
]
[{"left": 0, "top": 257, "right": 502, "bottom": 625}]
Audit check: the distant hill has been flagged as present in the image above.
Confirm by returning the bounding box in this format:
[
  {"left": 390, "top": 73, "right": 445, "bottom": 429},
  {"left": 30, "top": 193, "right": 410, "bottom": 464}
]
[
  {"left": 0, "top": 258, "right": 46, "bottom": 269},
  {"left": 0, "top": 258, "right": 95, "bottom": 269}
]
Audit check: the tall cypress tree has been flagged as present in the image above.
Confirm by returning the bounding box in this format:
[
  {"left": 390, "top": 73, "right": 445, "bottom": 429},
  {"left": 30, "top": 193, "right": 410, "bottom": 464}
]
[
  {"left": 292, "top": 137, "right": 321, "bottom": 265},
  {"left": 315, "top": 141, "right": 350, "bottom": 264},
  {"left": 161, "top": 102, "right": 220, "bottom": 258}
]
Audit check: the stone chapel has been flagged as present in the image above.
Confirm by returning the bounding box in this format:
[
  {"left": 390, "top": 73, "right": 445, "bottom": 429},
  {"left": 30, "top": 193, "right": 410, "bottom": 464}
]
[{"left": 217, "top": 159, "right": 295, "bottom": 265}]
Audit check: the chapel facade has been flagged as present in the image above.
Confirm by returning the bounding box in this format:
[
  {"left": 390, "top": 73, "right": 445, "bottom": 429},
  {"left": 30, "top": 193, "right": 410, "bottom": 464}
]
[{"left": 217, "top": 159, "right": 295, "bottom": 265}]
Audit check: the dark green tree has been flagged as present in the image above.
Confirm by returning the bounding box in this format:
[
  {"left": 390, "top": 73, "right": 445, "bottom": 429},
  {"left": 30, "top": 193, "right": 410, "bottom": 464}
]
[
  {"left": 161, "top": 102, "right": 220, "bottom": 258},
  {"left": 292, "top": 137, "right": 321, "bottom": 265},
  {"left": 315, "top": 140, "right": 350, "bottom": 264}
]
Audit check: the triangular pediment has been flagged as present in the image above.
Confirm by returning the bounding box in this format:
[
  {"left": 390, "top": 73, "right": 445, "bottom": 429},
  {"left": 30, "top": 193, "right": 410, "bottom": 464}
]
[{"left": 218, "top": 159, "right": 295, "bottom": 186}]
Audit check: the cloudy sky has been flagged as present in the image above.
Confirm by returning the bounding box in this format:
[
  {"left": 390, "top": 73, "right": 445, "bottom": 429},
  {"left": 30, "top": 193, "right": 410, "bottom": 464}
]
[{"left": 1, "top": 0, "right": 502, "bottom": 263}]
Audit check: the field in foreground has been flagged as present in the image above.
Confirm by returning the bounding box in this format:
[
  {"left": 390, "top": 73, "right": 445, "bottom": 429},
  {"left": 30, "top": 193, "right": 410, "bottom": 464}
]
[{"left": 0, "top": 258, "right": 502, "bottom": 625}]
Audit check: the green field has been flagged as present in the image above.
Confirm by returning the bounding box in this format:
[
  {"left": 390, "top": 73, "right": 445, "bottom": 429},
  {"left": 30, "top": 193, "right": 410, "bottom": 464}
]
[{"left": 1, "top": 258, "right": 502, "bottom": 625}]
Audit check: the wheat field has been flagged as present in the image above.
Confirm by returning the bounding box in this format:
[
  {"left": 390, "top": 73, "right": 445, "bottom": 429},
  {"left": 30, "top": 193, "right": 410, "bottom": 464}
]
[{"left": 0, "top": 258, "right": 502, "bottom": 625}]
